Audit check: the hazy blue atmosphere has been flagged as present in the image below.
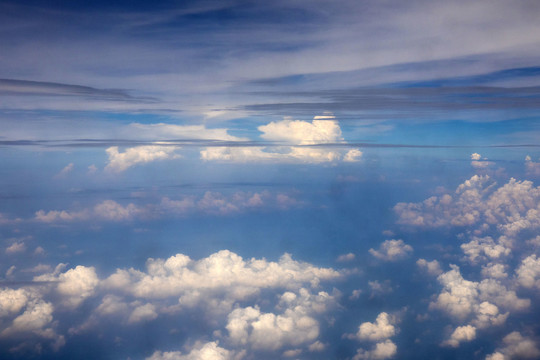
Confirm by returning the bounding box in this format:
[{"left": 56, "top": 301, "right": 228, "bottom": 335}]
[{"left": 1, "top": 1, "right": 540, "bottom": 359}]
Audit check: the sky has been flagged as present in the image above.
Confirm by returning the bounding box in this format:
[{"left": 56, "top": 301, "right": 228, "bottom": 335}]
[{"left": 1, "top": 0, "right": 540, "bottom": 359}]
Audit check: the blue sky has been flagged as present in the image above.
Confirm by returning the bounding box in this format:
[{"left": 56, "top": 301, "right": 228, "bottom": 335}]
[{"left": 1, "top": 0, "right": 540, "bottom": 359}]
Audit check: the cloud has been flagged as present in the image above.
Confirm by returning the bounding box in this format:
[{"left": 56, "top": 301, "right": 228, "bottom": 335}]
[
  {"left": 201, "top": 115, "right": 362, "bottom": 164},
  {"left": 54, "top": 163, "right": 74, "bottom": 178},
  {"left": 102, "top": 250, "right": 341, "bottom": 306},
  {"left": 442, "top": 325, "right": 476, "bottom": 347},
  {"left": 127, "top": 123, "right": 245, "bottom": 142},
  {"left": 516, "top": 254, "right": 540, "bottom": 289},
  {"left": 416, "top": 259, "right": 443, "bottom": 276},
  {"left": 6, "top": 241, "right": 26, "bottom": 254},
  {"left": 486, "top": 332, "right": 540, "bottom": 360},
  {"left": 35, "top": 191, "right": 300, "bottom": 224},
  {"left": 226, "top": 288, "right": 335, "bottom": 350},
  {"left": 337, "top": 253, "right": 356, "bottom": 262},
  {"left": 105, "top": 145, "right": 180, "bottom": 173},
  {"left": 127, "top": 303, "right": 158, "bottom": 324},
  {"left": 461, "top": 236, "right": 511, "bottom": 264},
  {"left": 525, "top": 155, "right": 540, "bottom": 176},
  {"left": 353, "top": 340, "right": 397, "bottom": 360},
  {"left": 353, "top": 312, "right": 396, "bottom": 342},
  {"left": 147, "top": 341, "right": 235, "bottom": 360},
  {"left": 470, "top": 153, "right": 493, "bottom": 169},
  {"left": 394, "top": 175, "right": 540, "bottom": 237},
  {"left": 369, "top": 240, "right": 413, "bottom": 261},
  {"left": 34, "top": 265, "right": 99, "bottom": 309},
  {"left": 430, "top": 265, "right": 524, "bottom": 328}
]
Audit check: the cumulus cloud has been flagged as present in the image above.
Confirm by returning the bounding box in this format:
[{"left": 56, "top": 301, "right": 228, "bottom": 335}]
[
  {"left": 516, "top": 254, "right": 540, "bottom": 289},
  {"left": 103, "top": 250, "right": 341, "bottom": 309},
  {"left": 430, "top": 265, "right": 525, "bottom": 328},
  {"left": 201, "top": 115, "right": 362, "bottom": 164},
  {"left": 35, "top": 191, "right": 299, "bottom": 224},
  {"left": 353, "top": 340, "right": 397, "bottom": 360},
  {"left": 442, "top": 325, "right": 476, "bottom": 347},
  {"left": 337, "top": 253, "right": 356, "bottom": 262},
  {"left": 394, "top": 176, "right": 540, "bottom": 237},
  {"left": 105, "top": 145, "right": 180, "bottom": 173},
  {"left": 416, "top": 259, "right": 443, "bottom": 276},
  {"left": 369, "top": 240, "right": 413, "bottom": 261},
  {"left": 486, "top": 332, "right": 540, "bottom": 360},
  {"left": 147, "top": 341, "right": 235, "bottom": 360},
  {"left": 226, "top": 288, "right": 335, "bottom": 350},
  {"left": 461, "top": 236, "right": 511, "bottom": 264},
  {"left": 35, "top": 200, "right": 147, "bottom": 223},
  {"left": 525, "top": 155, "right": 540, "bottom": 176},
  {"left": 470, "top": 153, "right": 493, "bottom": 169},
  {"left": 6, "top": 241, "right": 26, "bottom": 254},
  {"left": 34, "top": 265, "right": 99, "bottom": 309},
  {"left": 54, "top": 163, "right": 74, "bottom": 178},
  {"left": 353, "top": 312, "right": 396, "bottom": 342}
]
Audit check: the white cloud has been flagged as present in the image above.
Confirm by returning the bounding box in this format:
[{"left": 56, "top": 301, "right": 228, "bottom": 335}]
[
  {"left": 430, "top": 265, "right": 526, "bottom": 325},
  {"left": 486, "top": 332, "right": 540, "bottom": 360},
  {"left": 103, "top": 250, "right": 341, "bottom": 309},
  {"left": 481, "top": 263, "right": 508, "bottom": 279},
  {"left": 128, "top": 303, "right": 158, "bottom": 324},
  {"left": 471, "top": 153, "right": 482, "bottom": 161},
  {"left": 258, "top": 116, "right": 343, "bottom": 145},
  {"left": 470, "top": 153, "right": 493, "bottom": 169},
  {"left": 344, "top": 149, "right": 363, "bottom": 162},
  {"left": 369, "top": 240, "right": 413, "bottom": 261},
  {"left": 54, "top": 163, "right": 74, "bottom": 178},
  {"left": 442, "top": 325, "right": 476, "bottom": 347},
  {"left": 128, "top": 123, "right": 244, "bottom": 142},
  {"left": 36, "top": 191, "right": 298, "bottom": 224},
  {"left": 416, "top": 259, "right": 443, "bottom": 276},
  {"left": 525, "top": 155, "right": 540, "bottom": 176},
  {"left": 353, "top": 340, "right": 397, "bottom": 360},
  {"left": 105, "top": 145, "right": 180, "bottom": 173},
  {"left": 87, "top": 164, "right": 98, "bottom": 174},
  {"left": 226, "top": 288, "right": 336, "bottom": 350},
  {"left": 461, "top": 236, "right": 511, "bottom": 264},
  {"left": 201, "top": 115, "right": 362, "bottom": 164},
  {"left": 337, "top": 253, "right": 356, "bottom": 262},
  {"left": 394, "top": 176, "right": 540, "bottom": 237},
  {"left": 34, "top": 265, "right": 99, "bottom": 309},
  {"left": 516, "top": 254, "right": 540, "bottom": 289},
  {"left": 6, "top": 241, "right": 26, "bottom": 254},
  {"left": 354, "top": 312, "right": 396, "bottom": 342},
  {"left": 147, "top": 341, "right": 235, "bottom": 360}
]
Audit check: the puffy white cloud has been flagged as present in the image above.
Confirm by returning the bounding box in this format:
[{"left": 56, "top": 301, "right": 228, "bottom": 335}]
[
  {"left": 486, "top": 332, "right": 540, "bottom": 360},
  {"left": 0, "top": 288, "right": 64, "bottom": 350},
  {"left": 353, "top": 340, "right": 397, "bottom": 360},
  {"left": 354, "top": 312, "right": 396, "bottom": 341},
  {"left": 481, "top": 263, "right": 508, "bottom": 279},
  {"left": 36, "top": 191, "right": 297, "bottom": 223},
  {"left": 6, "top": 241, "right": 26, "bottom": 254},
  {"left": 461, "top": 236, "right": 511, "bottom": 264},
  {"left": 128, "top": 303, "right": 158, "bottom": 324},
  {"left": 516, "top": 254, "right": 540, "bottom": 289},
  {"left": 128, "top": 123, "right": 244, "bottom": 142},
  {"left": 54, "top": 163, "right": 74, "bottom": 178},
  {"left": 525, "top": 155, "right": 540, "bottom": 176},
  {"left": 226, "top": 288, "right": 335, "bottom": 350},
  {"left": 394, "top": 176, "right": 540, "bottom": 237},
  {"left": 344, "top": 149, "right": 363, "bottom": 162},
  {"left": 147, "top": 341, "right": 235, "bottom": 360},
  {"left": 103, "top": 250, "right": 341, "bottom": 310},
  {"left": 201, "top": 115, "right": 361, "bottom": 164},
  {"left": 34, "top": 265, "right": 99, "bottom": 309},
  {"left": 258, "top": 115, "right": 343, "bottom": 145},
  {"left": 416, "top": 259, "right": 443, "bottom": 276},
  {"left": 470, "top": 153, "right": 493, "bottom": 169},
  {"left": 337, "top": 253, "right": 356, "bottom": 262},
  {"left": 442, "top": 325, "right": 476, "bottom": 347},
  {"left": 430, "top": 265, "right": 527, "bottom": 324},
  {"left": 369, "top": 240, "right": 413, "bottom": 261},
  {"left": 105, "top": 145, "right": 180, "bottom": 173}
]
